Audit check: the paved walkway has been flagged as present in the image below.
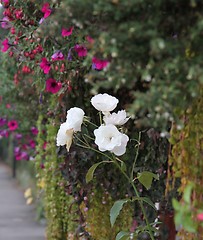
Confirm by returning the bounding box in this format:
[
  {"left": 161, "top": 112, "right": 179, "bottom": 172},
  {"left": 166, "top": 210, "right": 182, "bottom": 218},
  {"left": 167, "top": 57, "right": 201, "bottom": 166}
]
[{"left": 0, "top": 163, "right": 45, "bottom": 240}]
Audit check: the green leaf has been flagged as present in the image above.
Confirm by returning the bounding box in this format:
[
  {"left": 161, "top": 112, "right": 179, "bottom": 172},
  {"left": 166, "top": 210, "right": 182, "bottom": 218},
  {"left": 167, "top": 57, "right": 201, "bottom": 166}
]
[
  {"left": 137, "top": 171, "right": 159, "bottom": 190},
  {"left": 116, "top": 231, "right": 130, "bottom": 240},
  {"left": 183, "top": 214, "right": 197, "bottom": 233},
  {"left": 131, "top": 196, "right": 156, "bottom": 210},
  {"left": 183, "top": 183, "right": 194, "bottom": 204},
  {"left": 86, "top": 162, "right": 104, "bottom": 183},
  {"left": 172, "top": 198, "right": 181, "bottom": 211},
  {"left": 110, "top": 200, "right": 128, "bottom": 227},
  {"left": 142, "top": 197, "right": 156, "bottom": 210},
  {"left": 121, "top": 161, "right": 127, "bottom": 172}
]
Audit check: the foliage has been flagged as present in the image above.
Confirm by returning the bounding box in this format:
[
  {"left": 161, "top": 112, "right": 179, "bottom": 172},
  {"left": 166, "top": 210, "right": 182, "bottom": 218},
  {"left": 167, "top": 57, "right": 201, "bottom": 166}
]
[
  {"left": 168, "top": 88, "right": 203, "bottom": 238},
  {"left": 0, "top": 0, "right": 203, "bottom": 239}
]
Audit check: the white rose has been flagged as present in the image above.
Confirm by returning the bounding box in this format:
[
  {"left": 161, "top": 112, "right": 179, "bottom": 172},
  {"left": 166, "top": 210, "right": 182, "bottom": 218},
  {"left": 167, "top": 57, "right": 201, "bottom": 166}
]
[
  {"left": 56, "top": 122, "right": 74, "bottom": 151},
  {"left": 90, "top": 93, "right": 119, "bottom": 114},
  {"left": 103, "top": 110, "right": 129, "bottom": 126},
  {"left": 56, "top": 107, "right": 85, "bottom": 151},
  {"left": 66, "top": 107, "right": 85, "bottom": 131},
  {"left": 94, "top": 124, "right": 129, "bottom": 156}
]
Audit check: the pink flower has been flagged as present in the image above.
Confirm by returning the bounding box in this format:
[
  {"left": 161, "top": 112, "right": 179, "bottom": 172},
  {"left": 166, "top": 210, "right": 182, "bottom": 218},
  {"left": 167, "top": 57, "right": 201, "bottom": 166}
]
[
  {"left": 43, "top": 142, "right": 47, "bottom": 150},
  {"left": 2, "top": 0, "right": 9, "bottom": 7},
  {"left": 31, "top": 127, "right": 38, "bottom": 135},
  {"left": 0, "top": 118, "right": 7, "bottom": 127},
  {"left": 51, "top": 51, "right": 64, "bottom": 61},
  {"left": 197, "top": 213, "right": 203, "bottom": 221},
  {"left": 92, "top": 57, "right": 109, "bottom": 71},
  {"left": 14, "top": 9, "right": 23, "bottom": 19},
  {"left": 6, "top": 103, "right": 11, "bottom": 108},
  {"left": 46, "top": 78, "right": 62, "bottom": 94},
  {"left": 86, "top": 36, "right": 94, "bottom": 44},
  {"left": 1, "top": 38, "right": 10, "bottom": 52},
  {"left": 40, "top": 57, "right": 51, "bottom": 74},
  {"left": 1, "top": 17, "right": 11, "bottom": 29},
  {"left": 29, "top": 139, "right": 36, "bottom": 149},
  {"left": 8, "top": 120, "right": 18, "bottom": 131},
  {"left": 15, "top": 149, "right": 29, "bottom": 161},
  {"left": 0, "top": 130, "right": 9, "bottom": 138},
  {"left": 15, "top": 133, "right": 22, "bottom": 140},
  {"left": 36, "top": 44, "right": 43, "bottom": 53},
  {"left": 61, "top": 27, "right": 74, "bottom": 37},
  {"left": 74, "top": 44, "right": 87, "bottom": 57},
  {"left": 41, "top": 2, "right": 51, "bottom": 19}
]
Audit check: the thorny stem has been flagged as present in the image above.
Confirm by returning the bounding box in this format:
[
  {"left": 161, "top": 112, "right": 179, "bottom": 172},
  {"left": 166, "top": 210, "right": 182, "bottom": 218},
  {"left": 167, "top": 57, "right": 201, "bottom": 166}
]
[
  {"left": 84, "top": 118, "right": 98, "bottom": 128},
  {"left": 130, "top": 131, "right": 141, "bottom": 181},
  {"left": 112, "top": 158, "right": 155, "bottom": 240},
  {"left": 98, "top": 111, "right": 103, "bottom": 126},
  {"left": 77, "top": 132, "right": 154, "bottom": 239}
]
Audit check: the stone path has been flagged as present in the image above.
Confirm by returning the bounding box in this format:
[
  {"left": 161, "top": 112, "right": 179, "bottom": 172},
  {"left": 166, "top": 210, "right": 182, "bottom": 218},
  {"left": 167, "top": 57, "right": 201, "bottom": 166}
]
[{"left": 0, "top": 163, "right": 45, "bottom": 240}]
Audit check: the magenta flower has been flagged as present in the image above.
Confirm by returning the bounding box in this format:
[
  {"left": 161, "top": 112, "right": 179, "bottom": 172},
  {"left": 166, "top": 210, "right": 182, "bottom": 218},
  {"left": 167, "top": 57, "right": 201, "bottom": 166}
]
[
  {"left": 8, "top": 120, "right": 18, "bottom": 131},
  {"left": 40, "top": 57, "right": 51, "bottom": 74},
  {"left": 1, "top": 38, "right": 10, "bottom": 52},
  {"left": 15, "top": 133, "right": 22, "bottom": 140},
  {"left": 15, "top": 148, "right": 29, "bottom": 161},
  {"left": 29, "top": 139, "right": 36, "bottom": 149},
  {"left": 14, "top": 9, "right": 23, "bottom": 19},
  {"left": 74, "top": 44, "right": 87, "bottom": 57},
  {"left": 92, "top": 57, "right": 109, "bottom": 71},
  {"left": 43, "top": 142, "right": 47, "bottom": 150},
  {"left": 2, "top": 0, "right": 9, "bottom": 7},
  {"left": 86, "top": 36, "right": 94, "bottom": 44},
  {"left": 41, "top": 2, "right": 52, "bottom": 19},
  {"left": 0, "top": 118, "right": 7, "bottom": 127},
  {"left": 0, "top": 130, "right": 9, "bottom": 138},
  {"left": 31, "top": 127, "right": 38, "bottom": 135},
  {"left": 1, "top": 17, "right": 11, "bottom": 29},
  {"left": 51, "top": 50, "right": 64, "bottom": 61},
  {"left": 61, "top": 27, "right": 74, "bottom": 37},
  {"left": 46, "top": 78, "right": 62, "bottom": 94},
  {"left": 197, "top": 213, "right": 203, "bottom": 221}
]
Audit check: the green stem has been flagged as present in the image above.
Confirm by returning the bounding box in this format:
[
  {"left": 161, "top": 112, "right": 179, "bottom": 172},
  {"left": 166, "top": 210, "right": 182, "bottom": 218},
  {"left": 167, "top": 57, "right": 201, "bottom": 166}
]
[
  {"left": 113, "top": 159, "right": 155, "bottom": 240},
  {"left": 98, "top": 111, "right": 103, "bottom": 125},
  {"left": 130, "top": 131, "right": 141, "bottom": 181},
  {"left": 84, "top": 118, "right": 98, "bottom": 128}
]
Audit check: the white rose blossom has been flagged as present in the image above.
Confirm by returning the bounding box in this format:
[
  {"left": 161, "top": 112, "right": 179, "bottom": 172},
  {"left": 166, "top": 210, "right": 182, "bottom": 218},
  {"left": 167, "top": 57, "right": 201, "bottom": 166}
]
[
  {"left": 94, "top": 124, "right": 129, "bottom": 156},
  {"left": 56, "top": 107, "right": 85, "bottom": 151},
  {"left": 103, "top": 110, "right": 129, "bottom": 126},
  {"left": 66, "top": 107, "right": 85, "bottom": 131},
  {"left": 91, "top": 93, "right": 119, "bottom": 114}
]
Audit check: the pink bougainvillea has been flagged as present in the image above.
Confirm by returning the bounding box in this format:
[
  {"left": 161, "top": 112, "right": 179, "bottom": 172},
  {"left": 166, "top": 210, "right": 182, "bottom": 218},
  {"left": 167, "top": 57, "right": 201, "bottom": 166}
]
[
  {"left": 86, "top": 35, "right": 94, "bottom": 44},
  {"left": 0, "top": 118, "right": 7, "bottom": 127},
  {"left": 1, "top": 38, "right": 10, "bottom": 52},
  {"left": 29, "top": 139, "right": 36, "bottom": 149},
  {"left": 0, "top": 130, "right": 9, "bottom": 138},
  {"left": 41, "top": 2, "right": 51, "bottom": 19},
  {"left": 1, "top": 0, "right": 9, "bottom": 7},
  {"left": 197, "top": 213, "right": 203, "bottom": 221},
  {"left": 1, "top": 16, "right": 11, "bottom": 29},
  {"left": 46, "top": 78, "right": 62, "bottom": 94},
  {"left": 74, "top": 44, "right": 87, "bottom": 57},
  {"left": 92, "top": 57, "right": 109, "bottom": 70},
  {"left": 61, "top": 27, "right": 74, "bottom": 37},
  {"left": 31, "top": 127, "right": 38, "bottom": 135},
  {"left": 51, "top": 51, "right": 64, "bottom": 61},
  {"left": 40, "top": 57, "right": 51, "bottom": 74},
  {"left": 8, "top": 120, "right": 18, "bottom": 131},
  {"left": 14, "top": 9, "right": 23, "bottom": 19}
]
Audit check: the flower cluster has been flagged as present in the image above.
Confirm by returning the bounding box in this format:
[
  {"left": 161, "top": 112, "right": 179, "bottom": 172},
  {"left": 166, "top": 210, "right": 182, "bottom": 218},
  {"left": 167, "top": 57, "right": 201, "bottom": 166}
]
[
  {"left": 56, "top": 93, "right": 129, "bottom": 156},
  {"left": 91, "top": 93, "right": 129, "bottom": 156}
]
